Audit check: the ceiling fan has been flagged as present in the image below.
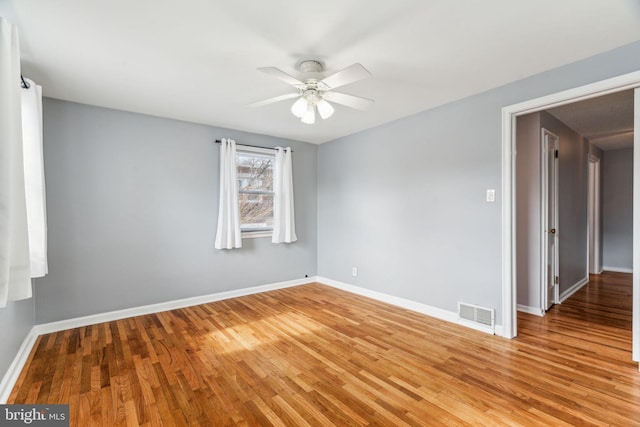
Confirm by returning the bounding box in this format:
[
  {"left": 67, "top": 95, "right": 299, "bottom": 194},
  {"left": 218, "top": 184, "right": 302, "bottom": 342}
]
[{"left": 250, "top": 60, "right": 374, "bottom": 124}]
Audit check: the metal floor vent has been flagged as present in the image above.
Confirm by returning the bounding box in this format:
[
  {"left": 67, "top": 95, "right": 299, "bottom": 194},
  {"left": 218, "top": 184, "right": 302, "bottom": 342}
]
[{"left": 458, "top": 302, "right": 495, "bottom": 333}]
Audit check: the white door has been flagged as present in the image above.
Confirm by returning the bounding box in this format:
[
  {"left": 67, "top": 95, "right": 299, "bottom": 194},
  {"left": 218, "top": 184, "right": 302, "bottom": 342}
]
[{"left": 542, "top": 129, "right": 559, "bottom": 311}]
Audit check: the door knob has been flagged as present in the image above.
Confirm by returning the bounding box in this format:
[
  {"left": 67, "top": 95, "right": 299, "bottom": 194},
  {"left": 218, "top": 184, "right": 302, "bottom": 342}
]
[{"left": 550, "top": 228, "right": 556, "bottom": 234}]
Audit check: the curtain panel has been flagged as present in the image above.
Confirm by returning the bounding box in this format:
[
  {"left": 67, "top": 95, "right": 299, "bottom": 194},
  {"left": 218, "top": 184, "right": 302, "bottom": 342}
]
[
  {"left": 272, "top": 147, "right": 297, "bottom": 243},
  {"left": 22, "top": 78, "right": 48, "bottom": 278},
  {"left": 0, "top": 18, "right": 32, "bottom": 307},
  {"left": 214, "top": 138, "right": 242, "bottom": 249}
]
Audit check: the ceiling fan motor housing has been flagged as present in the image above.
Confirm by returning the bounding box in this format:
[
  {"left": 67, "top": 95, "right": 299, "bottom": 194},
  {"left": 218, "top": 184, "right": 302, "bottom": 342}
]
[{"left": 302, "top": 87, "right": 322, "bottom": 105}]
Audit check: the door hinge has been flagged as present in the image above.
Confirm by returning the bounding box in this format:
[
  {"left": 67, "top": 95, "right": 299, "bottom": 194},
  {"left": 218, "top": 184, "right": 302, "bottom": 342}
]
[
  {"left": 555, "top": 149, "right": 559, "bottom": 158},
  {"left": 554, "top": 276, "right": 559, "bottom": 285}
]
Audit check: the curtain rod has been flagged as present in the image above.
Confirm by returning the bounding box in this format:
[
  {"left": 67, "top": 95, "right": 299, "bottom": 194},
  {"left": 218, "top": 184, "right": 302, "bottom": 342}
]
[
  {"left": 214, "top": 139, "right": 292, "bottom": 152},
  {"left": 20, "top": 74, "right": 30, "bottom": 89}
]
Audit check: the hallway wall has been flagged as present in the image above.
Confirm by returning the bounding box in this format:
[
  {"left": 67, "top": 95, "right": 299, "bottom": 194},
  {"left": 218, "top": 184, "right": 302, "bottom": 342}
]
[{"left": 602, "top": 147, "right": 634, "bottom": 272}]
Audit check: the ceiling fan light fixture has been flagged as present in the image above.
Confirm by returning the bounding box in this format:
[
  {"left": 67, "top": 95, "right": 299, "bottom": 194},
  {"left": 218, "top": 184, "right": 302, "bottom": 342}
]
[
  {"left": 291, "top": 97, "right": 307, "bottom": 118},
  {"left": 301, "top": 103, "right": 316, "bottom": 124},
  {"left": 253, "top": 60, "right": 373, "bottom": 124},
  {"left": 316, "top": 99, "right": 334, "bottom": 120}
]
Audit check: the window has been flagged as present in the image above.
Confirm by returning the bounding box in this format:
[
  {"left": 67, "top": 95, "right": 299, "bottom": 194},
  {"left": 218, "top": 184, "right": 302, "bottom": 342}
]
[{"left": 236, "top": 147, "right": 275, "bottom": 236}]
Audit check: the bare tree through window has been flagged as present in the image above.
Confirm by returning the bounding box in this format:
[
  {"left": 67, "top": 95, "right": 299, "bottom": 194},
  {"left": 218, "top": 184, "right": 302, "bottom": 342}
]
[{"left": 237, "top": 151, "right": 274, "bottom": 231}]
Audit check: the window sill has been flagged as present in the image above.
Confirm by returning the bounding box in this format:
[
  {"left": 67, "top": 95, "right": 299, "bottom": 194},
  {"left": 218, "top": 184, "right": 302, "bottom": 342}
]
[{"left": 242, "top": 231, "right": 272, "bottom": 239}]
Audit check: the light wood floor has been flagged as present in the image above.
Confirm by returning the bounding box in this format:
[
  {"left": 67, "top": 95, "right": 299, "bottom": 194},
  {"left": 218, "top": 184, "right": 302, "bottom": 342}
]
[{"left": 9, "top": 272, "right": 640, "bottom": 426}]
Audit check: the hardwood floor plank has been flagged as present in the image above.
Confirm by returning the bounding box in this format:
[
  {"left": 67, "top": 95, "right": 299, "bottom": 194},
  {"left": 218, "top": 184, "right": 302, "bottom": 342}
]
[
  {"left": 271, "top": 394, "right": 313, "bottom": 427},
  {"left": 247, "top": 396, "right": 287, "bottom": 427},
  {"left": 9, "top": 272, "right": 640, "bottom": 425}
]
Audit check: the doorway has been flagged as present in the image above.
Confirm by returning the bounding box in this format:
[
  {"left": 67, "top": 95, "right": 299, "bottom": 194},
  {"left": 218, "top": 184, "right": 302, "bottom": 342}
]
[{"left": 501, "top": 71, "right": 640, "bottom": 364}]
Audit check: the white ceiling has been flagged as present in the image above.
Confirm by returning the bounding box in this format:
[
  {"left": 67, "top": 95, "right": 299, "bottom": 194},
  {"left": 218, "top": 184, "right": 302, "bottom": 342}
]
[
  {"left": 2, "top": 0, "right": 640, "bottom": 144},
  {"left": 548, "top": 90, "right": 634, "bottom": 151}
]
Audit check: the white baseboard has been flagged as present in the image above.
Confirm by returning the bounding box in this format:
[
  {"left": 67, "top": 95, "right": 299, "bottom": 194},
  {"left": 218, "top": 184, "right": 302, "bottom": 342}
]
[
  {"left": 0, "top": 276, "right": 315, "bottom": 402},
  {"left": 602, "top": 266, "right": 633, "bottom": 274},
  {"left": 559, "top": 276, "right": 589, "bottom": 303},
  {"left": 517, "top": 304, "right": 544, "bottom": 316},
  {"left": 0, "top": 327, "right": 39, "bottom": 404},
  {"left": 316, "top": 276, "right": 503, "bottom": 337}
]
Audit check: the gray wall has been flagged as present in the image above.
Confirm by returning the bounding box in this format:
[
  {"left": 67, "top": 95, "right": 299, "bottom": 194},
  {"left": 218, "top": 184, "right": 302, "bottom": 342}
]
[
  {"left": 603, "top": 147, "right": 633, "bottom": 271},
  {"left": 318, "top": 40, "right": 640, "bottom": 326},
  {"left": 34, "top": 99, "right": 317, "bottom": 323},
  {"left": 0, "top": 297, "right": 34, "bottom": 389}
]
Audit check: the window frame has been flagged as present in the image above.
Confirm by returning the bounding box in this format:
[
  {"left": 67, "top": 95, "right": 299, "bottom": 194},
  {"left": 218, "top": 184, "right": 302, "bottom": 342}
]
[{"left": 236, "top": 145, "right": 275, "bottom": 239}]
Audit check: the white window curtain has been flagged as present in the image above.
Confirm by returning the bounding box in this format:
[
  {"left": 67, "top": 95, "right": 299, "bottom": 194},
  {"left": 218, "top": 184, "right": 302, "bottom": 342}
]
[
  {"left": 272, "top": 147, "right": 297, "bottom": 243},
  {"left": 0, "top": 17, "right": 32, "bottom": 307},
  {"left": 22, "top": 78, "right": 48, "bottom": 278},
  {"left": 214, "top": 138, "right": 242, "bottom": 249}
]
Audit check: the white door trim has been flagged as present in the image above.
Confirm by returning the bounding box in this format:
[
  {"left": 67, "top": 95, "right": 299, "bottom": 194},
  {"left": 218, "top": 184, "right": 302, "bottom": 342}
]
[
  {"left": 541, "top": 128, "right": 560, "bottom": 311},
  {"left": 501, "top": 69, "right": 640, "bottom": 361},
  {"left": 634, "top": 87, "right": 640, "bottom": 365}
]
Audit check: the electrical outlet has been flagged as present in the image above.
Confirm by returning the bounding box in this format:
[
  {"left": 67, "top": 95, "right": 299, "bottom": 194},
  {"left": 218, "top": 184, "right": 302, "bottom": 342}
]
[{"left": 352, "top": 267, "right": 358, "bottom": 277}]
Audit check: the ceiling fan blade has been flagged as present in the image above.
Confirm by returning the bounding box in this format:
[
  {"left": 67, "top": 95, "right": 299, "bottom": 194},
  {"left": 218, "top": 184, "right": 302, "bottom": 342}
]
[
  {"left": 320, "top": 63, "right": 371, "bottom": 90},
  {"left": 323, "top": 91, "right": 374, "bottom": 110},
  {"left": 249, "top": 92, "right": 300, "bottom": 108},
  {"left": 257, "top": 67, "right": 305, "bottom": 88}
]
